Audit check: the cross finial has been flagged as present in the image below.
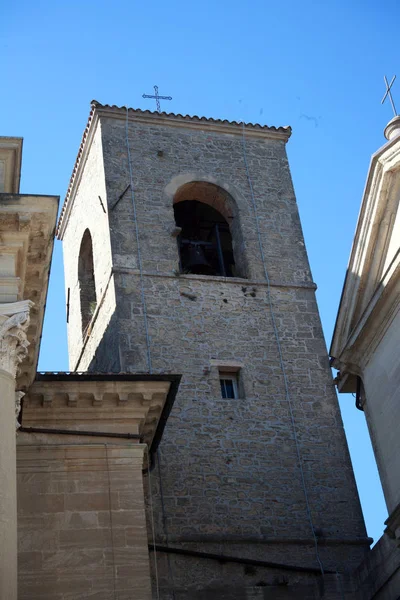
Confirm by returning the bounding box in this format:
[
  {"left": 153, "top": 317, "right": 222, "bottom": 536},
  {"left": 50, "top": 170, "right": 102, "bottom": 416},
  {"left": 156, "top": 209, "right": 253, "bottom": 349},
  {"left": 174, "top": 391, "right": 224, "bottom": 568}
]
[
  {"left": 382, "top": 75, "right": 398, "bottom": 117},
  {"left": 142, "top": 85, "right": 172, "bottom": 113}
]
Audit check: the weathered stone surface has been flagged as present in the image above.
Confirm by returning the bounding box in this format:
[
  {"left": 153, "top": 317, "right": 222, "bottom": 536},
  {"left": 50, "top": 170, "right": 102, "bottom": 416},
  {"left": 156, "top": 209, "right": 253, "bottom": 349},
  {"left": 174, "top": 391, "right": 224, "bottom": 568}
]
[
  {"left": 17, "top": 443, "right": 152, "bottom": 600},
  {"left": 58, "top": 106, "right": 369, "bottom": 598}
]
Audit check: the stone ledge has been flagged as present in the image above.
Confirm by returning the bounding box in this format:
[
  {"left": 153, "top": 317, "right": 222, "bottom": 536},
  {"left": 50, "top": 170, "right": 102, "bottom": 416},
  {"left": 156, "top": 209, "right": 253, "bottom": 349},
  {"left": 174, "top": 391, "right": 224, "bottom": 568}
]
[
  {"left": 113, "top": 267, "right": 317, "bottom": 290},
  {"left": 22, "top": 374, "right": 180, "bottom": 453},
  {"left": 160, "top": 535, "right": 373, "bottom": 546}
]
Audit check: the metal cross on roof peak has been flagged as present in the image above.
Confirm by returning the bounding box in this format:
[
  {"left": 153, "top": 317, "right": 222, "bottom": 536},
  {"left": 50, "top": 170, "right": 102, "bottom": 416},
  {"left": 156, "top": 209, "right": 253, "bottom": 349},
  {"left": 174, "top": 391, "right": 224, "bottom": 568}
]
[
  {"left": 381, "top": 75, "right": 398, "bottom": 117},
  {"left": 142, "top": 85, "right": 172, "bottom": 113}
]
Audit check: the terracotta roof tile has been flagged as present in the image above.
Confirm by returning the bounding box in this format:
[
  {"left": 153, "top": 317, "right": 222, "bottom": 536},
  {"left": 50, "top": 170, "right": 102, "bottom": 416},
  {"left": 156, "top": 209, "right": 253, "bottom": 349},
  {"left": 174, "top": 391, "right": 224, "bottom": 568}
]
[{"left": 91, "top": 99, "right": 291, "bottom": 133}]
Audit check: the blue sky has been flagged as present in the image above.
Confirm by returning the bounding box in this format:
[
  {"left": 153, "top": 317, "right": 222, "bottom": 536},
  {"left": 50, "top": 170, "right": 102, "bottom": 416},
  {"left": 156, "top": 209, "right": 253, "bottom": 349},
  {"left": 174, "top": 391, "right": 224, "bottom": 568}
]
[{"left": 2, "top": 0, "right": 396, "bottom": 545}]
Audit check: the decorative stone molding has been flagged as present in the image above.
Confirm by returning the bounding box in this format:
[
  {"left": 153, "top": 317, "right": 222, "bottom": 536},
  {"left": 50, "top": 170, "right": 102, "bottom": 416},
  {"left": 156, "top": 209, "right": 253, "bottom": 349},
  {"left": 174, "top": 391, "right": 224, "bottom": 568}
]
[
  {"left": 0, "top": 300, "right": 33, "bottom": 378},
  {"left": 330, "top": 129, "right": 400, "bottom": 368},
  {"left": 22, "top": 373, "right": 180, "bottom": 452},
  {"left": 15, "top": 391, "right": 24, "bottom": 429}
]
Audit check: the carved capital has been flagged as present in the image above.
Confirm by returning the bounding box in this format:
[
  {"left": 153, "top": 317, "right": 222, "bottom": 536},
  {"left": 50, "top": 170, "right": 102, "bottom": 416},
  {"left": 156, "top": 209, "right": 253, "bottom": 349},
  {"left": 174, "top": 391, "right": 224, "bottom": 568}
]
[{"left": 0, "top": 300, "right": 34, "bottom": 378}]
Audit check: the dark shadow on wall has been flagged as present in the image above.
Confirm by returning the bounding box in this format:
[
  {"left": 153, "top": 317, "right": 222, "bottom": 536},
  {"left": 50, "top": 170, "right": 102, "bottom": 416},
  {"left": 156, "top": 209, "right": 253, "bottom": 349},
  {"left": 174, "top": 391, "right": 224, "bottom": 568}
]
[{"left": 84, "top": 312, "right": 121, "bottom": 373}]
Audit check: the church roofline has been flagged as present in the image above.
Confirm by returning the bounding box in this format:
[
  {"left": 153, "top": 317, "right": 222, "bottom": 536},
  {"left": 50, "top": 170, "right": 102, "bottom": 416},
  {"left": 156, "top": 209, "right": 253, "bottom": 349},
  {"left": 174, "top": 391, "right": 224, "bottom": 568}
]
[
  {"left": 56, "top": 100, "right": 291, "bottom": 238},
  {"left": 330, "top": 131, "right": 400, "bottom": 367},
  {"left": 91, "top": 100, "right": 292, "bottom": 137}
]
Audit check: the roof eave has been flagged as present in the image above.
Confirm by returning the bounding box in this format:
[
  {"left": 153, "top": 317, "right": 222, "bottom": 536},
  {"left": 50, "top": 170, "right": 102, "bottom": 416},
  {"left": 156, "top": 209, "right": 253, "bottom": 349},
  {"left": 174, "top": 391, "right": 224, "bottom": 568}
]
[
  {"left": 56, "top": 101, "right": 292, "bottom": 238},
  {"left": 92, "top": 100, "right": 292, "bottom": 140}
]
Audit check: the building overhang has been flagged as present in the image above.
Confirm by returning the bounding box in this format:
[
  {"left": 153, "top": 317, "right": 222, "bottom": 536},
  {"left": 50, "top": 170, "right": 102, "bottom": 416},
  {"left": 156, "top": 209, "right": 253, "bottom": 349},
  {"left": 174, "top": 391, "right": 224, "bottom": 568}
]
[
  {"left": 0, "top": 193, "right": 59, "bottom": 389},
  {"left": 330, "top": 131, "right": 400, "bottom": 388},
  {"left": 21, "top": 373, "right": 181, "bottom": 460}
]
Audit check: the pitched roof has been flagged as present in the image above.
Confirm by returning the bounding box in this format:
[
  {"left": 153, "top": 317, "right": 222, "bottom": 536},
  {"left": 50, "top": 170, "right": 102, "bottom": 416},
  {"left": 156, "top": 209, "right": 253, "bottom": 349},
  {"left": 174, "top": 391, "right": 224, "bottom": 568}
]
[
  {"left": 90, "top": 99, "right": 291, "bottom": 134},
  {"left": 57, "top": 100, "right": 291, "bottom": 237}
]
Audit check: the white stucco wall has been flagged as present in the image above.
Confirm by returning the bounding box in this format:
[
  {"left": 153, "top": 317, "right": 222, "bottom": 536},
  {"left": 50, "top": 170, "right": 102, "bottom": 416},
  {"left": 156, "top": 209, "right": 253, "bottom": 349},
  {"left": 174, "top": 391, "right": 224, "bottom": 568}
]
[{"left": 363, "top": 307, "right": 400, "bottom": 513}]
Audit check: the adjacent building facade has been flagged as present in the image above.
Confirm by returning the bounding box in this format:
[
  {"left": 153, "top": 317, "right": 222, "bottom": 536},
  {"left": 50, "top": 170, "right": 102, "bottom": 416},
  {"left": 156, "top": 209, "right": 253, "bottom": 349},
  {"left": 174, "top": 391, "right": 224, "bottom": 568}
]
[{"left": 331, "top": 115, "right": 400, "bottom": 598}]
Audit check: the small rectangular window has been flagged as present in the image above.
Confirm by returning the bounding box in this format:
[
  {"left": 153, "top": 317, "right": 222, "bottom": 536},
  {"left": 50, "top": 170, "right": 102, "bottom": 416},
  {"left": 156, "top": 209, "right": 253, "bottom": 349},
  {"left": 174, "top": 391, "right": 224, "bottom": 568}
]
[{"left": 219, "top": 373, "right": 239, "bottom": 399}]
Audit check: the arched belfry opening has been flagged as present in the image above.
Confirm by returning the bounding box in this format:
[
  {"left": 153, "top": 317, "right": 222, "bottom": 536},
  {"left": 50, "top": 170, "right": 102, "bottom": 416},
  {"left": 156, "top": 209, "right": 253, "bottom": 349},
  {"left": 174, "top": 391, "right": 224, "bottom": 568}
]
[
  {"left": 173, "top": 182, "right": 239, "bottom": 277},
  {"left": 78, "top": 229, "right": 97, "bottom": 336}
]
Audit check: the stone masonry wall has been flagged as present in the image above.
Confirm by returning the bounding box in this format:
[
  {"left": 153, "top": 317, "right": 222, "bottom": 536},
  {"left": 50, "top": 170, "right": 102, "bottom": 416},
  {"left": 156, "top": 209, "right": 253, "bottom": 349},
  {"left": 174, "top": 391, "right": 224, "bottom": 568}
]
[
  {"left": 62, "top": 112, "right": 369, "bottom": 597},
  {"left": 17, "top": 440, "right": 151, "bottom": 600}
]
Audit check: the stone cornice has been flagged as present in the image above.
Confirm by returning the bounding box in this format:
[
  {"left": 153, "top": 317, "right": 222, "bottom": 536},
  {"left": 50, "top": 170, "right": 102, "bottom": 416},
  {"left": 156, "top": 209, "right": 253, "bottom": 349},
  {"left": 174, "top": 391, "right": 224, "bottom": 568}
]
[
  {"left": 0, "top": 194, "right": 59, "bottom": 389},
  {"left": 331, "top": 256, "right": 400, "bottom": 376},
  {"left": 94, "top": 102, "right": 292, "bottom": 140},
  {"left": 112, "top": 266, "right": 317, "bottom": 290},
  {"left": 331, "top": 133, "right": 400, "bottom": 364},
  {"left": 23, "top": 374, "right": 180, "bottom": 453}
]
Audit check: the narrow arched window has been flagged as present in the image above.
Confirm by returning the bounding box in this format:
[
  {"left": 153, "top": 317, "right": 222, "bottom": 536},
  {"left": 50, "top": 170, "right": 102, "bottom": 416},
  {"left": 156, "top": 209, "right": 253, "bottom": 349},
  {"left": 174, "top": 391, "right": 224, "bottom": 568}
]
[
  {"left": 78, "top": 229, "right": 97, "bottom": 336},
  {"left": 173, "top": 183, "right": 239, "bottom": 277}
]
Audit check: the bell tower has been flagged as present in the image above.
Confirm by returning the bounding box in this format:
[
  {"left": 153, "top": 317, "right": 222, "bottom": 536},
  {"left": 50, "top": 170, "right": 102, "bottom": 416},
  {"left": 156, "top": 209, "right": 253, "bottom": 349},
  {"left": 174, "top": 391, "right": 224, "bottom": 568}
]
[{"left": 58, "top": 101, "right": 369, "bottom": 598}]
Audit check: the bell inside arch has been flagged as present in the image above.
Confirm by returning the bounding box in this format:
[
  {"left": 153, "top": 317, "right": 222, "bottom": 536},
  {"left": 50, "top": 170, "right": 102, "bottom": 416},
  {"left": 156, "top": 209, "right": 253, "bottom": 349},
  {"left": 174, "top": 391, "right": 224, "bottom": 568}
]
[
  {"left": 174, "top": 198, "right": 236, "bottom": 277},
  {"left": 186, "top": 243, "right": 215, "bottom": 275}
]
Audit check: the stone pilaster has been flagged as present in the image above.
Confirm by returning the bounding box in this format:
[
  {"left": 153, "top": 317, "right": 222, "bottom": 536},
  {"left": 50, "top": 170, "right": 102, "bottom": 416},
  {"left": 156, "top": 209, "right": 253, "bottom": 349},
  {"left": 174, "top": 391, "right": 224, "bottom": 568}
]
[{"left": 0, "top": 300, "right": 33, "bottom": 600}]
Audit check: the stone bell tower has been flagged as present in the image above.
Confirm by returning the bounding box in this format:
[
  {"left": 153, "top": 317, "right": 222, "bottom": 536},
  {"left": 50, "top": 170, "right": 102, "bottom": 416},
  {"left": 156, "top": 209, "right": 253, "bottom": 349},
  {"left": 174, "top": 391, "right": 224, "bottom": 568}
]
[{"left": 57, "top": 101, "right": 370, "bottom": 598}]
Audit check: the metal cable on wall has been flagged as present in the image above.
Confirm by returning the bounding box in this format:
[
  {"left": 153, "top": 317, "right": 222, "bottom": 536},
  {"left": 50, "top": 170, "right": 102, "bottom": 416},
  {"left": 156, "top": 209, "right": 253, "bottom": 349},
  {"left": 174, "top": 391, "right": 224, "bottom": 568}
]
[
  {"left": 240, "top": 122, "right": 325, "bottom": 578},
  {"left": 125, "top": 107, "right": 153, "bottom": 374},
  {"left": 122, "top": 108, "right": 329, "bottom": 594},
  {"left": 146, "top": 445, "right": 160, "bottom": 600}
]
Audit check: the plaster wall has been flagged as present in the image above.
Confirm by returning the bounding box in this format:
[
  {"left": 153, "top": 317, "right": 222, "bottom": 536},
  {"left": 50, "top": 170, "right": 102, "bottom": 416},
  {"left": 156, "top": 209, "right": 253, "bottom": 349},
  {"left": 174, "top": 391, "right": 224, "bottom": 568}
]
[
  {"left": 363, "top": 306, "right": 400, "bottom": 513},
  {"left": 382, "top": 182, "right": 400, "bottom": 276}
]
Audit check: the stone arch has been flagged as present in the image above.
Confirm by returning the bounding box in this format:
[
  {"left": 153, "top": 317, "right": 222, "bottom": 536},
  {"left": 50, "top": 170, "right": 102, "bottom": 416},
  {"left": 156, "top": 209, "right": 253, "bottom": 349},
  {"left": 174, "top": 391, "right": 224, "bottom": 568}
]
[
  {"left": 165, "top": 172, "right": 246, "bottom": 216},
  {"left": 171, "top": 180, "right": 247, "bottom": 278},
  {"left": 173, "top": 181, "right": 235, "bottom": 224},
  {"left": 78, "top": 229, "right": 97, "bottom": 336}
]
